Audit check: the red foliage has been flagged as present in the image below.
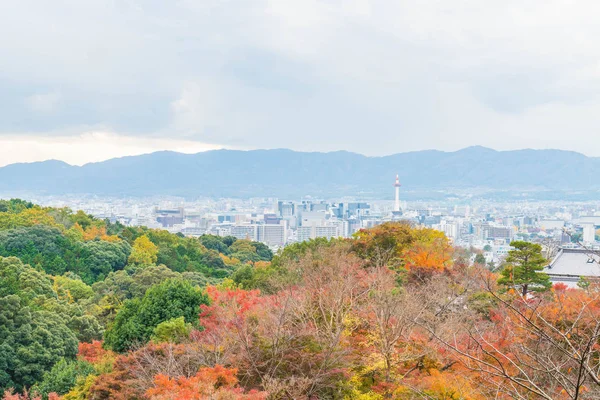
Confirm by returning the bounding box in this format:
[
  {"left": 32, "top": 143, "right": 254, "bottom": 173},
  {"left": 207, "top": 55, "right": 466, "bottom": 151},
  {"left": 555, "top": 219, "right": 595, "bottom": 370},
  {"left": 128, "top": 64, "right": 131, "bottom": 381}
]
[
  {"left": 552, "top": 282, "right": 569, "bottom": 292},
  {"left": 146, "top": 365, "right": 268, "bottom": 400},
  {"left": 78, "top": 340, "right": 109, "bottom": 363},
  {"left": 1, "top": 391, "right": 59, "bottom": 400}
]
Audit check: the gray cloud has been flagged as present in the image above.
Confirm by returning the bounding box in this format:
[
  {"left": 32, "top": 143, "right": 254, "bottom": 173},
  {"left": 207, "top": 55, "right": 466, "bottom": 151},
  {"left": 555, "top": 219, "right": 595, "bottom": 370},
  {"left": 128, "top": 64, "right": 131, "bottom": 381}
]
[{"left": 2, "top": 0, "right": 600, "bottom": 157}]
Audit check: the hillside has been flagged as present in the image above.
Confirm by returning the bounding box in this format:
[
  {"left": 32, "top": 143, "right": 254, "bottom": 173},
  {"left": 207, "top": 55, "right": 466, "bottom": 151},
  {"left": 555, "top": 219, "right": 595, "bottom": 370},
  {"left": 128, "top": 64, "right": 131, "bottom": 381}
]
[{"left": 0, "top": 147, "right": 597, "bottom": 198}]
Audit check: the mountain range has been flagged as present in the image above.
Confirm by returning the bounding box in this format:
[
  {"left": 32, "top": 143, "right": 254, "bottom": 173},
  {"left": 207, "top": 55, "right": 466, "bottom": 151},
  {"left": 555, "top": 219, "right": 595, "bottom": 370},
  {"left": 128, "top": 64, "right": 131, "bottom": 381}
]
[{"left": 0, "top": 146, "right": 597, "bottom": 199}]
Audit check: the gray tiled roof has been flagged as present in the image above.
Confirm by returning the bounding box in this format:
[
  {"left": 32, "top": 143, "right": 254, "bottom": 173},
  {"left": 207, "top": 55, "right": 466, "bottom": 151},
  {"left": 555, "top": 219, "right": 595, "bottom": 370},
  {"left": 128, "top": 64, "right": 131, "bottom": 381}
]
[{"left": 545, "top": 248, "right": 600, "bottom": 278}]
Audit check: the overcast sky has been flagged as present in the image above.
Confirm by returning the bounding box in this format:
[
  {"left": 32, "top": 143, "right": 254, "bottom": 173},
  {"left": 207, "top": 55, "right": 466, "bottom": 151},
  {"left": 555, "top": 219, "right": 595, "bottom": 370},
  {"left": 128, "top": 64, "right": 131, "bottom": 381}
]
[{"left": 2, "top": 0, "right": 600, "bottom": 166}]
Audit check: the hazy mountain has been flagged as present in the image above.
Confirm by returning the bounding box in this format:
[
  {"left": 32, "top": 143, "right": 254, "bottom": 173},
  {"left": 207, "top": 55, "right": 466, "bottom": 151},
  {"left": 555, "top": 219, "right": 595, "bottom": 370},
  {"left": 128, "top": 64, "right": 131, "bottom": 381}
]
[{"left": 1, "top": 147, "right": 598, "bottom": 198}]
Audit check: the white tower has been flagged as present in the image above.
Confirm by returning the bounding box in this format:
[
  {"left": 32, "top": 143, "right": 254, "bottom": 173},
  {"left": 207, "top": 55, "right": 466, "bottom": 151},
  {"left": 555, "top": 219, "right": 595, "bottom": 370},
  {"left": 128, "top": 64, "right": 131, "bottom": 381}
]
[{"left": 393, "top": 174, "right": 401, "bottom": 213}]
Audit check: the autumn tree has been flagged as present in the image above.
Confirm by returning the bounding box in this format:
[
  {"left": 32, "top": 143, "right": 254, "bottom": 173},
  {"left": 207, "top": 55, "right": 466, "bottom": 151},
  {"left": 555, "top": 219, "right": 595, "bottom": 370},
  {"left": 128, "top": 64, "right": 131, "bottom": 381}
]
[
  {"left": 194, "top": 244, "right": 371, "bottom": 398},
  {"left": 128, "top": 235, "right": 158, "bottom": 266},
  {"left": 352, "top": 222, "right": 415, "bottom": 269},
  {"left": 432, "top": 280, "right": 600, "bottom": 399},
  {"left": 146, "top": 365, "right": 268, "bottom": 400}
]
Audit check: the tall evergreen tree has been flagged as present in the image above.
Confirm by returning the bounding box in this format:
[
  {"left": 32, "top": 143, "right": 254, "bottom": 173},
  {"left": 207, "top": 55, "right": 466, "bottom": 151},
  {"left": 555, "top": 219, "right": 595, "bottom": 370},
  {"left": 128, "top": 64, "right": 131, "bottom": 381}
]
[{"left": 498, "top": 241, "right": 551, "bottom": 296}]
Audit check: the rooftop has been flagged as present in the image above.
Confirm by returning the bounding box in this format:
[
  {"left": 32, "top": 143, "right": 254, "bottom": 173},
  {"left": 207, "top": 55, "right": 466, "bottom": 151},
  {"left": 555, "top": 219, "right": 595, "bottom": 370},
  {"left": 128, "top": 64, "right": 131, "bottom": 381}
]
[{"left": 545, "top": 248, "right": 600, "bottom": 278}]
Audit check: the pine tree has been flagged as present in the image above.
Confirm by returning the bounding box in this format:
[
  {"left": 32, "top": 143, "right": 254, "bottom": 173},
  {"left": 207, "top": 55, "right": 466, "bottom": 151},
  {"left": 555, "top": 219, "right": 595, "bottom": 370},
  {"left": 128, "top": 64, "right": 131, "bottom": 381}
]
[{"left": 498, "top": 241, "right": 551, "bottom": 296}]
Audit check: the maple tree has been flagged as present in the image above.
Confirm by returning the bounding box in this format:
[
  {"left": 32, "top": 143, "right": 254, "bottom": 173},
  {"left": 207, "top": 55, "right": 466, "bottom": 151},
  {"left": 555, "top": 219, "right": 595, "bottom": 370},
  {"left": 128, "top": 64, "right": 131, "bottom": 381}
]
[{"left": 146, "top": 365, "right": 267, "bottom": 400}]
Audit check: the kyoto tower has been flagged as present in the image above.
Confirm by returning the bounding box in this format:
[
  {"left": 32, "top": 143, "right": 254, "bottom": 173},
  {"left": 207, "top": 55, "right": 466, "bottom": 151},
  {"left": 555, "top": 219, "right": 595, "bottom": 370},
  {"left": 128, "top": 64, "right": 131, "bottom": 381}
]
[{"left": 393, "top": 174, "right": 401, "bottom": 213}]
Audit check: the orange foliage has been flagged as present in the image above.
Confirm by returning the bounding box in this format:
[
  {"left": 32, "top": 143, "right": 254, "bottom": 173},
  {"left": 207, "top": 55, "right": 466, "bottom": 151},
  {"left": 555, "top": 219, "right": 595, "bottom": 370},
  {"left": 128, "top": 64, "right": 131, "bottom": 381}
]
[
  {"left": 81, "top": 224, "right": 121, "bottom": 242},
  {"left": 403, "top": 241, "right": 453, "bottom": 271},
  {"left": 146, "top": 365, "right": 268, "bottom": 400},
  {"left": 252, "top": 261, "right": 270, "bottom": 269},
  {"left": 78, "top": 340, "right": 111, "bottom": 363}
]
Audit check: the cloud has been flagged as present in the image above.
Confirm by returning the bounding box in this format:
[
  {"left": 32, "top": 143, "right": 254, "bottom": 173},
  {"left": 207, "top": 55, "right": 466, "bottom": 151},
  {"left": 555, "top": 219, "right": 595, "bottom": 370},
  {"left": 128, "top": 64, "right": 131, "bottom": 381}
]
[
  {"left": 0, "top": 132, "right": 223, "bottom": 167},
  {"left": 2, "top": 0, "right": 600, "bottom": 160}
]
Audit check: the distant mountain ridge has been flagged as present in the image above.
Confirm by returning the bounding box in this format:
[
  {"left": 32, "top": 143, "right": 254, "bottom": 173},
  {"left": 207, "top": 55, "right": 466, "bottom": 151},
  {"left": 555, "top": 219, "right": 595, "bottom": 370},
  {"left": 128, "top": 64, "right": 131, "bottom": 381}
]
[{"left": 0, "top": 147, "right": 598, "bottom": 198}]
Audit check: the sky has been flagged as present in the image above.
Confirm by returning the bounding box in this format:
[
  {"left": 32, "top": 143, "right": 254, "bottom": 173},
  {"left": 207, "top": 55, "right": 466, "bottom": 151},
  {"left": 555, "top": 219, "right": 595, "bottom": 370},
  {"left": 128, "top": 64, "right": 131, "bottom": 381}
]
[{"left": 2, "top": 0, "right": 600, "bottom": 166}]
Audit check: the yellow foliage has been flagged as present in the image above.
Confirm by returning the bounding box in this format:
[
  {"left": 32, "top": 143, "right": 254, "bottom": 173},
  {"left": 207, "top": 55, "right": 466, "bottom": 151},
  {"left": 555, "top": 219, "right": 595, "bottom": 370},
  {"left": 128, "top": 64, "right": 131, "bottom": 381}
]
[
  {"left": 0, "top": 207, "right": 60, "bottom": 230},
  {"left": 344, "top": 374, "right": 384, "bottom": 400},
  {"left": 128, "top": 235, "right": 159, "bottom": 266},
  {"left": 220, "top": 254, "right": 241, "bottom": 266},
  {"left": 63, "top": 374, "right": 98, "bottom": 400}
]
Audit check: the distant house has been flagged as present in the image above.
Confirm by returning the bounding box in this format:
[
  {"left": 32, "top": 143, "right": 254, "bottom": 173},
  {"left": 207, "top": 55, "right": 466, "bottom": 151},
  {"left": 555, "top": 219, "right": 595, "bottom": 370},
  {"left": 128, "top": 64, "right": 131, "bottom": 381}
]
[{"left": 545, "top": 248, "right": 600, "bottom": 288}]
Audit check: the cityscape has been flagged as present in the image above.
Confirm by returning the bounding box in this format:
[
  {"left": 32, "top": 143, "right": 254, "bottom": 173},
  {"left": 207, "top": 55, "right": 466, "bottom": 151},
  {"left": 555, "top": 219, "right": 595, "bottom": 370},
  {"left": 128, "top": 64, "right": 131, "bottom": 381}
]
[{"left": 19, "top": 174, "right": 600, "bottom": 266}]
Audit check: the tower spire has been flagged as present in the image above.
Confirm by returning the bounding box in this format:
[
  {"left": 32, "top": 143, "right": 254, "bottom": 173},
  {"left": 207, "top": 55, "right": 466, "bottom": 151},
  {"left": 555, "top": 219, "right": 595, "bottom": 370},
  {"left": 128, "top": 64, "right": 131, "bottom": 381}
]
[{"left": 393, "top": 174, "right": 401, "bottom": 213}]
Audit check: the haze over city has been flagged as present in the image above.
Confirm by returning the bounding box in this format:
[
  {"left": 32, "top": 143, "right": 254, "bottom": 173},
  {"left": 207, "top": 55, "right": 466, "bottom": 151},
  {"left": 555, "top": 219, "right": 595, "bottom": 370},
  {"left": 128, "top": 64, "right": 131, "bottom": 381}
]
[
  {"left": 6, "top": 2, "right": 600, "bottom": 400},
  {"left": 4, "top": 1, "right": 600, "bottom": 166}
]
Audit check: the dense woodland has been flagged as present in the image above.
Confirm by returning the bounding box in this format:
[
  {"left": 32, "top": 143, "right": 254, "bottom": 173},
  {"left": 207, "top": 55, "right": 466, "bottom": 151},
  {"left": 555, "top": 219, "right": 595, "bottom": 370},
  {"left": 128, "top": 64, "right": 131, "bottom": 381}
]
[{"left": 1, "top": 199, "right": 600, "bottom": 399}]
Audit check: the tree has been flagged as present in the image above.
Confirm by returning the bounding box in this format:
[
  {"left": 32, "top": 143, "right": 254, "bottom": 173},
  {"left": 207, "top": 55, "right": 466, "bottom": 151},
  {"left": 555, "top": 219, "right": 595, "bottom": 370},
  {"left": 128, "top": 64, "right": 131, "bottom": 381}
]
[
  {"left": 0, "top": 295, "right": 78, "bottom": 392},
  {"left": 104, "top": 279, "right": 209, "bottom": 352},
  {"left": 0, "top": 226, "right": 73, "bottom": 276},
  {"left": 0, "top": 208, "right": 58, "bottom": 231},
  {"left": 127, "top": 235, "right": 158, "bottom": 266},
  {"left": 0, "top": 256, "right": 55, "bottom": 301},
  {"left": 431, "top": 278, "right": 600, "bottom": 399},
  {"left": 0, "top": 199, "right": 34, "bottom": 214},
  {"left": 146, "top": 366, "right": 268, "bottom": 400},
  {"left": 352, "top": 222, "right": 415, "bottom": 269},
  {"left": 194, "top": 246, "right": 371, "bottom": 398},
  {"left": 79, "top": 240, "right": 131, "bottom": 283},
  {"left": 69, "top": 211, "right": 94, "bottom": 230},
  {"left": 199, "top": 235, "right": 229, "bottom": 254},
  {"left": 53, "top": 274, "right": 94, "bottom": 303},
  {"left": 151, "top": 317, "right": 192, "bottom": 344},
  {"left": 498, "top": 241, "right": 551, "bottom": 296},
  {"left": 31, "top": 358, "right": 95, "bottom": 398},
  {"left": 474, "top": 253, "right": 486, "bottom": 265}
]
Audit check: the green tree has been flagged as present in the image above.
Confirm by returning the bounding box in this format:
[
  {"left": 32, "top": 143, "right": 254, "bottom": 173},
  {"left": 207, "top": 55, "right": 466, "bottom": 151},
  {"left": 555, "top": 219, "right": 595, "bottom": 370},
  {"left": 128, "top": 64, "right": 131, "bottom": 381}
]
[
  {"left": 474, "top": 253, "right": 486, "bottom": 265},
  {"left": 69, "top": 210, "right": 94, "bottom": 230},
  {"left": 0, "top": 199, "right": 34, "bottom": 214},
  {"left": 53, "top": 274, "right": 94, "bottom": 302},
  {"left": 0, "top": 256, "right": 55, "bottom": 302},
  {"left": 0, "top": 225, "right": 73, "bottom": 276},
  {"left": 104, "top": 279, "right": 209, "bottom": 352},
  {"left": 498, "top": 241, "right": 551, "bottom": 296},
  {"left": 0, "top": 295, "right": 78, "bottom": 392},
  {"left": 151, "top": 316, "right": 192, "bottom": 344},
  {"left": 80, "top": 240, "right": 131, "bottom": 283},
  {"left": 251, "top": 241, "right": 274, "bottom": 261},
  {"left": 32, "top": 358, "right": 95, "bottom": 398},
  {"left": 199, "top": 235, "right": 230, "bottom": 254}
]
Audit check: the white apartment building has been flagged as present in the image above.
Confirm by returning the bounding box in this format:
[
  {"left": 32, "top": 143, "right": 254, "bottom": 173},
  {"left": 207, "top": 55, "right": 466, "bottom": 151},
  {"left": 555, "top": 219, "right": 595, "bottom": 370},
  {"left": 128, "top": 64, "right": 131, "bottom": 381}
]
[
  {"left": 258, "top": 224, "right": 287, "bottom": 247},
  {"left": 230, "top": 224, "right": 258, "bottom": 241}
]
